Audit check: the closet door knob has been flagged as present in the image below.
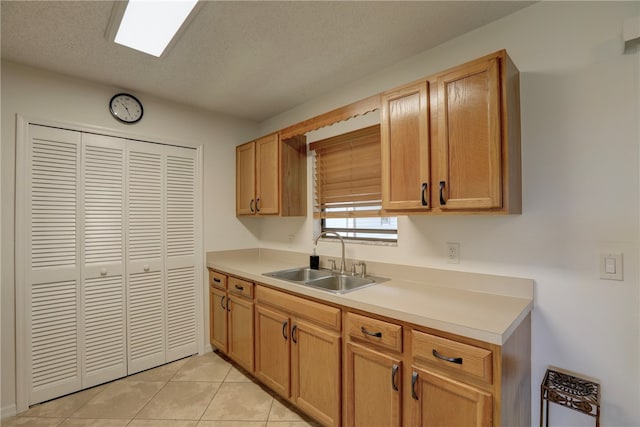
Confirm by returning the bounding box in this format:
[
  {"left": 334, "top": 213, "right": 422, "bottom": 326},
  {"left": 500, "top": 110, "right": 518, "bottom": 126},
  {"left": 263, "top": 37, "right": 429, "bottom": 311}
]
[
  {"left": 100, "top": 268, "right": 108, "bottom": 276},
  {"left": 143, "top": 264, "right": 150, "bottom": 272}
]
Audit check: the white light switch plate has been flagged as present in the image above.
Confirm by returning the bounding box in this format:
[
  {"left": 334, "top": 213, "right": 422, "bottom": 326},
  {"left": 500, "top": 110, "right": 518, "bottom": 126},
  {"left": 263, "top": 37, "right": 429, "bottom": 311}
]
[{"left": 600, "top": 252, "right": 623, "bottom": 281}]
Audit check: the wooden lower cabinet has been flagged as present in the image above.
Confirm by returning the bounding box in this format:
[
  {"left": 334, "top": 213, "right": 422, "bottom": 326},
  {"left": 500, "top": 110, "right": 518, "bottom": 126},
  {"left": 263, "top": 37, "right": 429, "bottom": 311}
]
[
  {"left": 344, "top": 342, "right": 402, "bottom": 427},
  {"left": 292, "top": 319, "right": 341, "bottom": 427},
  {"left": 227, "top": 294, "right": 254, "bottom": 372},
  {"left": 411, "top": 367, "right": 492, "bottom": 427},
  {"left": 207, "top": 269, "right": 254, "bottom": 372},
  {"left": 254, "top": 305, "right": 291, "bottom": 397},
  {"left": 210, "top": 287, "right": 228, "bottom": 353},
  {"left": 209, "top": 272, "right": 530, "bottom": 427},
  {"left": 255, "top": 285, "right": 342, "bottom": 427}
]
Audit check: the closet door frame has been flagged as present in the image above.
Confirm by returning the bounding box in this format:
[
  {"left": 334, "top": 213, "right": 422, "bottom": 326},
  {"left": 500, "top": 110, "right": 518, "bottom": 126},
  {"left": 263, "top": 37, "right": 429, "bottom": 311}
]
[{"left": 15, "top": 115, "right": 204, "bottom": 413}]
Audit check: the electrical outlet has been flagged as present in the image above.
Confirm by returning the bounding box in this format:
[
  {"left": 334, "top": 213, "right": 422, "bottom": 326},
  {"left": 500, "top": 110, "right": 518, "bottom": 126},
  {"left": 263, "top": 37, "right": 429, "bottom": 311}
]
[{"left": 447, "top": 242, "right": 460, "bottom": 264}]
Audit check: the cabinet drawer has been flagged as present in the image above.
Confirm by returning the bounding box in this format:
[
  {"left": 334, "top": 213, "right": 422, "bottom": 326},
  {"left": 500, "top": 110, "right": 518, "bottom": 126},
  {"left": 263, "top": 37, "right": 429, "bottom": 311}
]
[
  {"left": 346, "top": 312, "right": 402, "bottom": 353},
  {"left": 209, "top": 269, "right": 227, "bottom": 290},
  {"left": 256, "top": 285, "right": 341, "bottom": 331},
  {"left": 412, "top": 330, "right": 492, "bottom": 384},
  {"left": 228, "top": 276, "right": 254, "bottom": 299}
]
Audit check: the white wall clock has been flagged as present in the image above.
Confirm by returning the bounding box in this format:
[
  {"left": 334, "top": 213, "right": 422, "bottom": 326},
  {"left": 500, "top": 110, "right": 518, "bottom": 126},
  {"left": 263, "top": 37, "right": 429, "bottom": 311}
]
[{"left": 109, "top": 93, "right": 144, "bottom": 124}]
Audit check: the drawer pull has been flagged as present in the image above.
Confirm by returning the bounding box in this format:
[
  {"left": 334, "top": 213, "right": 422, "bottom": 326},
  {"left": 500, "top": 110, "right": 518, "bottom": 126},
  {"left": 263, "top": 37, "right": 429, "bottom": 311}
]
[
  {"left": 235, "top": 284, "right": 244, "bottom": 291},
  {"left": 213, "top": 277, "right": 221, "bottom": 283},
  {"left": 432, "top": 349, "right": 463, "bottom": 365},
  {"left": 391, "top": 364, "right": 399, "bottom": 391},
  {"left": 282, "top": 320, "right": 288, "bottom": 340},
  {"left": 361, "top": 326, "right": 382, "bottom": 338},
  {"left": 411, "top": 371, "right": 419, "bottom": 400}
]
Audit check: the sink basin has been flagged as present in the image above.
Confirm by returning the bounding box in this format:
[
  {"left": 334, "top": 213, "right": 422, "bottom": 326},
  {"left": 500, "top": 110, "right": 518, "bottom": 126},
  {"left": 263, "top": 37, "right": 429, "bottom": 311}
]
[
  {"left": 264, "top": 267, "right": 333, "bottom": 282},
  {"left": 304, "top": 274, "right": 375, "bottom": 293},
  {"left": 263, "top": 267, "right": 389, "bottom": 294}
]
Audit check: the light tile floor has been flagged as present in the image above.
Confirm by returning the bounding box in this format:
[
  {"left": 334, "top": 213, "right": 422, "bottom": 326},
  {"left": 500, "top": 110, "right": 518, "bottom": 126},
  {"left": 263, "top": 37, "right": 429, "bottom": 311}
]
[{"left": 3, "top": 352, "right": 320, "bottom": 427}]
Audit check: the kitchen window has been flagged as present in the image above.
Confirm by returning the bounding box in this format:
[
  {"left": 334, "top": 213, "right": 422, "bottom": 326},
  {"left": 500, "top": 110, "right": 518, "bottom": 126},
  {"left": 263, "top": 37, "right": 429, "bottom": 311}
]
[{"left": 310, "top": 124, "right": 397, "bottom": 243}]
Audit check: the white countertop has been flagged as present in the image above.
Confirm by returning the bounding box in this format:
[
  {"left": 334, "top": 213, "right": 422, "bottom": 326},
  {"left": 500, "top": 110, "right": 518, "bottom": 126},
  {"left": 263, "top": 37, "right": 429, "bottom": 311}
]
[{"left": 206, "top": 249, "right": 533, "bottom": 345}]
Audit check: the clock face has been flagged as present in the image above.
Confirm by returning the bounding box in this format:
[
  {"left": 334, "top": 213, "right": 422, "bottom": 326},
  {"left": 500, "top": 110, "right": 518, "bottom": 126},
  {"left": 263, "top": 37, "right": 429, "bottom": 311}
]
[{"left": 109, "top": 93, "right": 143, "bottom": 123}]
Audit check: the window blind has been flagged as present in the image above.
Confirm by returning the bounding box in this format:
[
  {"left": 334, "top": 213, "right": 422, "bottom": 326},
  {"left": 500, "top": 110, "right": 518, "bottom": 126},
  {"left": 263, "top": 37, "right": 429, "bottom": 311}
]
[{"left": 310, "top": 124, "right": 382, "bottom": 219}]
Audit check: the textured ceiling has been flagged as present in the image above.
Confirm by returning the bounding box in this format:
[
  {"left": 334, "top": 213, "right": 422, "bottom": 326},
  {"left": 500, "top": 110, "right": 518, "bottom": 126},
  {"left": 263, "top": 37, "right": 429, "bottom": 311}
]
[{"left": 1, "top": 1, "right": 534, "bottom": 121}]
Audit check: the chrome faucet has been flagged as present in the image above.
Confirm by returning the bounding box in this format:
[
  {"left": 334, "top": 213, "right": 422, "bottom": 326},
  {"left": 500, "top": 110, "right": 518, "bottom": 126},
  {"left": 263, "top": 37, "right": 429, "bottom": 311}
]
[{"left": 314, "top": 231, "right": 347, "bottom": 275}]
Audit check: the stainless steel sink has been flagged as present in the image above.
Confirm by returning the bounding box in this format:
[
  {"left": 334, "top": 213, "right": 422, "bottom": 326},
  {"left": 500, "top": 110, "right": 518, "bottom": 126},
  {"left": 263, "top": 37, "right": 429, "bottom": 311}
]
[
  {"left": 263, "top": 267, "right": 333, "bottom": 282},
  {"left": 263, "top": 267, "right": 389, "bottom": 294}
]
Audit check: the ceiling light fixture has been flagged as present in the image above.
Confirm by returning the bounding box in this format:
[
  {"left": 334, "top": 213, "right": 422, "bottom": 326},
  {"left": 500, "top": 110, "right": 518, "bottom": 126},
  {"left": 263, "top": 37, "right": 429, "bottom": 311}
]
[{"left": 113, "top": 0, "right": 199, "bottom": 57}]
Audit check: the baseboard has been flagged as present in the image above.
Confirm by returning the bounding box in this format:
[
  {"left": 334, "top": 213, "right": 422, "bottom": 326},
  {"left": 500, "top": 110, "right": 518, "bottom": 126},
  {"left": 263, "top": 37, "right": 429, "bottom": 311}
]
[{"left": 1, "top": 403, "right": 17, "bottom": 420}]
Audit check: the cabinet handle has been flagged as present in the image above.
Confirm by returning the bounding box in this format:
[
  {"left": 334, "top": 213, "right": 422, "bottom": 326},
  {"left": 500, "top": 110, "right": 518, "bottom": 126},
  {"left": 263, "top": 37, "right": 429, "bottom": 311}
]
[
  {"left": 421, "top": 182, "right": 428, "bottom": 207},
  {"left": 234, "top": 284, "right": 244, "bottom": 291},
  {"left": 432, "top": 349, "right": 463, "bottom": 364},
  {"left": 391, "top": 364, "right": 399, "bottom": 391},
  {"left": 291, "top": 325, "right": 298, "bottom": 343},
  {"left": 439, "top": 181, "right": 446, "bottom": 205},
  {"left": 250, "top": 199, "right": 255, "bottom": 213},
  {"left": 256, "top": 198, "right": 260, "bottom": 212},
  {"left": 213, "top": 277, "right": 221, "bottom": 283},
  {"left": 282, "top": 320, "right": 288, "bottom": 340},
  {"left": 411, "top": 371, "right": 419, "bottom": 400},
  {"left": 220, "top": 295, "right": 226, "bottom": 310},
  {"left": 227, "top": 297, "right": 231, "bottom": 312},
  {"left": 361, "top": 326, "right": 382, "bottom": 338}
]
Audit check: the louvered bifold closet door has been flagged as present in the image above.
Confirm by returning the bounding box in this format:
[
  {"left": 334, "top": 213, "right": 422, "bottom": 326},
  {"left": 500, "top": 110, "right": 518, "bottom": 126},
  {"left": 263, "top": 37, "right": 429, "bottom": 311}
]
[
  {"left": 126, "top": 141, "right": 166, "bottom": 374},
  {"left": 27, "top": 125, "right": 82, "bottom": 404},
  {"left": 165, "top": 146, "right": 198, "bottom": 361},
  {"left": 81, "top": 134, "right": 127, "bottom": 387}
]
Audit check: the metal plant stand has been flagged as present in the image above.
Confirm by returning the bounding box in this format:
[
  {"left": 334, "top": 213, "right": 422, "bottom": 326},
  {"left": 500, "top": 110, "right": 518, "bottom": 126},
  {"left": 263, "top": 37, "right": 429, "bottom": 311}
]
[{"left": 540, "top": 368, "right": 601, "bottom": 427}]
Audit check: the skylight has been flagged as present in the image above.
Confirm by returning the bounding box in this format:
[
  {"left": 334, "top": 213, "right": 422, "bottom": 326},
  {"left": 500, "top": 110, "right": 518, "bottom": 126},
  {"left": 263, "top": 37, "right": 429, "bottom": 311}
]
[{"left": 114, "top": 0, "right": 199, "bottom": 57}]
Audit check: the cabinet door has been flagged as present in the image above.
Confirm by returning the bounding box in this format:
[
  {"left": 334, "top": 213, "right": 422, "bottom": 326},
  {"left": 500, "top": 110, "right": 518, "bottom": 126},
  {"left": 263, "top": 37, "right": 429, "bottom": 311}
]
[
  {"left": 227, "top": 295, "right": 254, "bottom": 372},
  {"left": 381, "top": 81, "right": 430, "bottom": 210},
  {"left": 436, "top": 56, "right": 502, "bottom": 210},
  {"left": 291, "top": 319, "right": 341, "bottom": 427},
  {"left": 255, "top": 305, "right": 290, "bottom": 398},
  {"left": 411, "top": 367, "right": 492, "bottom": 427},
  {"left": 210, "top": 287, "right": 228, "bottom": 353},
  {"left": 255, "top": 133, "right": 279, "bottom": 215},
  {"left": 236, "top": 141, "right": 256, "bottom": 215},
  {"left": 345, "top": 343, "right": 402, "bottom": 427}
]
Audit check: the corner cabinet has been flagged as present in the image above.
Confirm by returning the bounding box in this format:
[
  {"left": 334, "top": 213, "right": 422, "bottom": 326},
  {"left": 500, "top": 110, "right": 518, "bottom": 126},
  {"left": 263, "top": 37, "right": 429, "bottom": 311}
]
[
  {"left": 236, "top": 133, "right": 307, "bottom": 217},
  {"left": 381, "top": 49, "right": 521, "bottom": 214},
  {"left": 208, "top": 270, "right": 255, "bottom": 372}
]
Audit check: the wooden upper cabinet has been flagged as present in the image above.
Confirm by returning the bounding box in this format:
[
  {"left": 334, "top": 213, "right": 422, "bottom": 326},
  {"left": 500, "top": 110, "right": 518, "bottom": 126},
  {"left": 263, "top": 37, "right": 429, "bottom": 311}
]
[
  {"left": 255, "top": 134, "right": 279, "bottom": 214},
  {"left": 434, "top": 50, "right": 521, "bottom": 213},
  {"left": 236, "top": 141, "right": 256, "bottom": 215},
  {"left": 381, "top": 50, "right": 521, "bottom": 214},
  {"left": 381, "top": 81, "right": 430, "bottom": 211},
  {"left": 436, "top": 55, "right": 501, "bottom": 210},
  {"left": 236, "top": 133, "right": 306, "bottom": 217}
]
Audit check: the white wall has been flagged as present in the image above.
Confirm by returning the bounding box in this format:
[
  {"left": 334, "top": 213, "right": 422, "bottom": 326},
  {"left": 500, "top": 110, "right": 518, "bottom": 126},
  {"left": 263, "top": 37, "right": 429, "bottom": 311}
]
[
  {"left": 0, "top": 61, "right": 261, "bottom": 415},
  {"left": 258, "top": 2, "right": 640, "bottom": 426}
]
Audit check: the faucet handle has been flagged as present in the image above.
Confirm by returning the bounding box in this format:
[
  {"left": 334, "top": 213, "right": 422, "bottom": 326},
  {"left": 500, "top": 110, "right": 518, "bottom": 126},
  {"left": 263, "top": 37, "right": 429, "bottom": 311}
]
[
  {"left": 358, "top": 261, "right": 367, "bottom": 278},
  {"left": 327, "top": 259, "right": 337, "bottom": 270}
]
